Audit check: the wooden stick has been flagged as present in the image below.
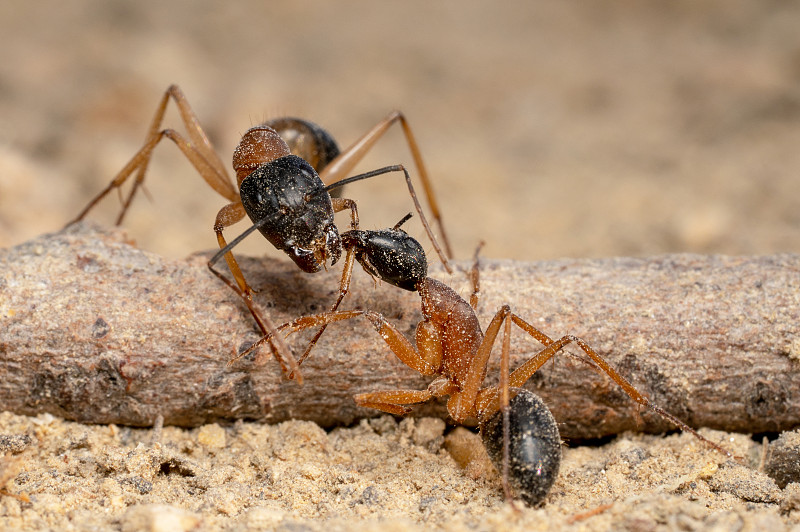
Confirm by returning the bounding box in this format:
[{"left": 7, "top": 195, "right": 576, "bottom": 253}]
[{"left": 1, "top": 222, "right": 798, "bottom": 438}]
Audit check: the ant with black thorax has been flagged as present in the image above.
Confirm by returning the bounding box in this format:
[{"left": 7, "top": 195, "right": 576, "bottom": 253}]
[
  {"left": 231, "top": 213, "right": 735, "bottom": 505},
  {"left": 68, "top": 85, "right": 454, "bottom": 383}
]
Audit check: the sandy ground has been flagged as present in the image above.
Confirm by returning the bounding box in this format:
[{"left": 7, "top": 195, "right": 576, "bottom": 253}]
[
  {"left": 1, "top": 1, "right": 800, "bottom": 530},
  {"left": 2, "top": 411, "right": 799, "bottom": 531}
]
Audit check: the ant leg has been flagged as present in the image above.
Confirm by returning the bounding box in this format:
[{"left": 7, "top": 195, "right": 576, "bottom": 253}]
[
  {"left": 354, "top": 389, "right": 435, "bottom": 416},
  {"left": 319, "top": 111, "right": 453, "bottom": 258},
  {"left": 208, "top": 201, "right": 301, "bottom": 383},
  {"left": 452, "top": 302, "right": 530, "bottom": 502},
  {"left": 290, "top": 246, "right": 356, "bottom": 377},
  {"left": 294, "top": 170, "right": 450, "bottom": 372},
  {"left": 478, "top": 313, "right": 734, "bottom": 458},
  {"left": 237, "top": 309, "right": 441, "bottom": 378},
  {"left": 231, "top": 309, "right": 366, "bottom": 365},
  {"left": 468, "top": 241, "right": 485, "bottom": 310},
  {"left": 241, "top": 308, "right": 452, "bottom": 415},
  {"left": 482, "top": 310, "right": 562, "bottom": 506},
  {"left": 69, "top": 85, "right": 237, "bottom": 226},
  {"left": 133, "top": 85, "right": 234, "bottom": 201},
  {"left": 288, "top": 196, "right": 360, "bottom": 375},
  {"left": 331, "top": 197, "right": 359, "bottom": 230},
  {"left": 505, "top": 321, "right": 656, "bottom": 408},
  {"left": 291, "top": 197, "right": 434, "bottom": 374},
  {"left": 161, "top": 85, "right": 229, "bottom": 181},
  {"left": 355, "top": 375, "right": 460, "bottom": 415},
  {"left": 447, "top": 305, "right": 513, "bottom": 422},
  {"left": 497, "top": 309, "right": 514, "bottom": 501},
  {"left": 69, "top": 130, "right": 167, "bottom": 225},
  {"left": 211, "top": 202, "right": 256, "bottom": 295}
]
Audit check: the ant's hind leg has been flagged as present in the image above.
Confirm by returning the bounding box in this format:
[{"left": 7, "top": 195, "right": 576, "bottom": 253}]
[
  {"left": 68, "top": 130, "right": 168, "bottom": 225},
  {"left": 502, "top": 314, "right": 734, "bottom": 458},
  {"left": 69, "top": 85, "right": 237, "bottom": 226}
]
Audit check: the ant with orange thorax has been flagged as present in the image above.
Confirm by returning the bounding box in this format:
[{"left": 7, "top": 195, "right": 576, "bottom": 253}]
[
  {"left": 231, "top": 213, "right": 734, "bottom": 505},
  {"left": 68, "top": 85, "right": 453, "bottom": 382}
]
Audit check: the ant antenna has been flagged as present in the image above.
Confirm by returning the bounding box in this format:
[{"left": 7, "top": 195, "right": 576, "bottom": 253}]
[
  {"left": 320, "top": 165, "right": 405, "bottom": 194},
  {"left": 393, "top": 213, "right": 414, "bottom": 230},
  {"left": 317, "top": 164, "right": 451, "bottom": 273},
  {"left": 209, "top": 212, "right": 280, "bottom": 266}
]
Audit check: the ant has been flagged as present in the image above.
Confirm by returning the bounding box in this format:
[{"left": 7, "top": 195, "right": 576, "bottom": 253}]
[
  {"left": 67, "top": 85, "right": 453, "bottom": 383},
  {"left": 234, "top": 214, "right": 735, "bottom": 505}
]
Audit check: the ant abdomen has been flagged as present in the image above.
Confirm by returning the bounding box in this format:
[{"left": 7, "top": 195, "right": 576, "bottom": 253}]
[
  {"left": 266, "top": 117, "right": 341, "bottom": 177},
  {"left": 480, "top": 389, "right": 562, "bottom": 506}
]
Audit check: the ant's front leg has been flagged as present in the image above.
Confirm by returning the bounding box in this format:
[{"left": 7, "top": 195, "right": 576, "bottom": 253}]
[
  {"left": 291, "top": 196, "right": 360, "bottom": 374},
  {"left": 237, "top": 309, "right": 442, "bottom": 379},
  {"left": 208, "top": 201, "right": 301, "bottom": 382},
  {"left": 289, "top": 247, "right": 356, "bottom": 378}
]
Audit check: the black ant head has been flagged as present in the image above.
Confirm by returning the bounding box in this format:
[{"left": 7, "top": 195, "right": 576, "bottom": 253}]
[
  {"left": 342, "top": 216, "right": 427, "bottom": 291},
  {"left": 239, "top": 155, "right": 341, "bottom": 273}
]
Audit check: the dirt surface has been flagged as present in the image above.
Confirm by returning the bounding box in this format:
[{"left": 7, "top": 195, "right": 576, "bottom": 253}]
[
  {"left": 2, "top": 412, "right": 798, "bottom": 531},
  {"left": 1, "top": 1, "right": 800, "bottom": 530},
  {"left": 4, "top": 224, "right": 800, "bottom": 435}
]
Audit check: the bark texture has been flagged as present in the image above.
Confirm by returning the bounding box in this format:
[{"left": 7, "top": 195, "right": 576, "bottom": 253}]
[{"left": 1, "top": 223, "right": 798, "bottom": 438}]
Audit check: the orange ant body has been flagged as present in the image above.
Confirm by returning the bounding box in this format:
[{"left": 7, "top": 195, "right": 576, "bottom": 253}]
[
  {"left": 68, "top": 85, "right": 453, "bottom": 382},
  {"left": 236, "top": 215, "right": 734, "bottom": 504}
]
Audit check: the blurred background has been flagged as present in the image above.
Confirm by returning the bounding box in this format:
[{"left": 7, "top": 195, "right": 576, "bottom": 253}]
[{"left": 1, "top": 1, "right": 799, "bottom": 262}]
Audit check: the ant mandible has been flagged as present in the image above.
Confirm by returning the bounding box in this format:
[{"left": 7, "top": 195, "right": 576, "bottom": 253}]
[
  {"left": 237, "top": 214, "right": 734, "bottom": 504},
  {"left": 67, "top": 85, "right": 454, "bottom": 383}
]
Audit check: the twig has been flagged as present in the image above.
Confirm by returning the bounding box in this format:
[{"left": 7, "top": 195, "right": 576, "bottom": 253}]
[{"left": 1, "top": 223, "right": 798, "bottom": 437}]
